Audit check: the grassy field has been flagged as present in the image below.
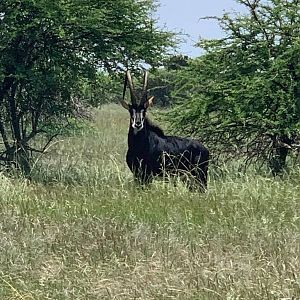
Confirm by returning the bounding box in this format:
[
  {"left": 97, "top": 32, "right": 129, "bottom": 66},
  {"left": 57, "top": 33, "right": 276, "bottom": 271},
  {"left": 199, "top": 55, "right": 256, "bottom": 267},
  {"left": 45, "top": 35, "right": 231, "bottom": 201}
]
[{"left": 0, "top": 104, "right": 299, "bottom": 299}]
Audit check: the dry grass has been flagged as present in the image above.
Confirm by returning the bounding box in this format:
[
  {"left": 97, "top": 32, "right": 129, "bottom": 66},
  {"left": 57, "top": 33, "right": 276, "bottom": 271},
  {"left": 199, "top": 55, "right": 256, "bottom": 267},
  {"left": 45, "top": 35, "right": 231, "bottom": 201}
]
[{"left": 0, "top": 104, "right": 299, "bottom": 299}]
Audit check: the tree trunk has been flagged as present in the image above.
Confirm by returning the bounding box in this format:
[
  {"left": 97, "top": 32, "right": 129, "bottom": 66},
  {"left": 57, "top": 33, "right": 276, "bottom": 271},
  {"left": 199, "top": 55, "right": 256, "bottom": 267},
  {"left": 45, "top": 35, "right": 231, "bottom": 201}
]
[
  {"left": 6, "top": 145, "right": 31, "bottom": 178},
  {"left": 269, "top": 135, "right": 292, "bottom": 176}
]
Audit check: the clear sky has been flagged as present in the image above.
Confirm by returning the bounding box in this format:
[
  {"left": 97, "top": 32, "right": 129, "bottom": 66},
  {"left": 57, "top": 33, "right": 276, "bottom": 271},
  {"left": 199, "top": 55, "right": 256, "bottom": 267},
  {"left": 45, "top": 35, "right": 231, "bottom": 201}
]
[{"left": 156, "top": 0, "right": 246, "bottom": 57}]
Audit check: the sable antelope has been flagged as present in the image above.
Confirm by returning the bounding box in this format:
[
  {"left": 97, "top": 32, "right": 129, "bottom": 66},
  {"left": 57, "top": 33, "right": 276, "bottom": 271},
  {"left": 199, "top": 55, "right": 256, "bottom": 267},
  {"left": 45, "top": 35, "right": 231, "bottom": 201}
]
[{"left": 120, "top": 71, "right": 209, "bottom": 190}]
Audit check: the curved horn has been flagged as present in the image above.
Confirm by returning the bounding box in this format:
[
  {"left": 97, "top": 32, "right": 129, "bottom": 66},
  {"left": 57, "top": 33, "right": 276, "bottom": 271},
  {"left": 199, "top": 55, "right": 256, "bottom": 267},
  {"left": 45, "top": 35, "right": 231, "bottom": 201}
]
[
  {"left": 141, "top": 71, "right": 149, "bottom": 104},
  {"left": 122, "top": 72, "right": 128, "bottom": 101},
  {"left": 126, "top": 71, "right": 138, "bottom": 105}
]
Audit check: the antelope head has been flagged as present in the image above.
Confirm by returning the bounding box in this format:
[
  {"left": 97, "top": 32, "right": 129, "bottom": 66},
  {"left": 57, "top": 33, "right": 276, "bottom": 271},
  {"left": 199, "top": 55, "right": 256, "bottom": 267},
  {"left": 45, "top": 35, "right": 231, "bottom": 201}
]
[{"left": 121, "top": 71, "right": 154, "bottom": 133}]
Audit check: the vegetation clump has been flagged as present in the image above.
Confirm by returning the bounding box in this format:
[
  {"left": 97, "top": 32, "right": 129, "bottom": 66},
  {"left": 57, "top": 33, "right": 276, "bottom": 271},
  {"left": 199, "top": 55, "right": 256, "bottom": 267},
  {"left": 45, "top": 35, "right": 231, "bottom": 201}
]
[
  {"left": 0, "top": 0, "right": 173, "bottom": 176},
  {"left": 165, "top": 0, "right": 300, "bottom": 175}
]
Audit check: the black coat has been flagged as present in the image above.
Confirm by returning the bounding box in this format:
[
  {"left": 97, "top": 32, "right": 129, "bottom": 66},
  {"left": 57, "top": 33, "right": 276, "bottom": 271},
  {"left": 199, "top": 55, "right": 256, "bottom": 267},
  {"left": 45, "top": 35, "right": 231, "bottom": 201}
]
[{"left": 126, "top": 118, "right": 209, "bottom": 189}]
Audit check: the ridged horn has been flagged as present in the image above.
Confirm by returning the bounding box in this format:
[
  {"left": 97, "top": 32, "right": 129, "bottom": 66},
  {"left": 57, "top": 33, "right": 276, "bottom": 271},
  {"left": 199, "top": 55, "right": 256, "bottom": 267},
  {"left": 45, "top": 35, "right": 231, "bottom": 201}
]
[
  {"left": 126, "top": 71, "right": 138, "bottom": 105},
  {"left": 141, "top": 71, "right": 149, "bottom": 104}
]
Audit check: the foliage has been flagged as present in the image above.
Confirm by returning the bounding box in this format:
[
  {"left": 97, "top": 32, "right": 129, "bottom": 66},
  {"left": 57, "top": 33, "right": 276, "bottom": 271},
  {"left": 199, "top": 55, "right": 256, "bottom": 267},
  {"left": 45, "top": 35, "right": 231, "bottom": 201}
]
[
  {"left": 75, "top": 73, "right": 122, "bottom": 107},
  {"left": 146, "top": 55, "right": 189, "bottom": 107},
  {"left": 164, "top": 0, "right": 300, "bottom": 174},
  {"left": 146, "top": 68, "right": 175, "bottom": 106},
  {"left": 0, "top": 0, "right": 174, "bottom": 175}
]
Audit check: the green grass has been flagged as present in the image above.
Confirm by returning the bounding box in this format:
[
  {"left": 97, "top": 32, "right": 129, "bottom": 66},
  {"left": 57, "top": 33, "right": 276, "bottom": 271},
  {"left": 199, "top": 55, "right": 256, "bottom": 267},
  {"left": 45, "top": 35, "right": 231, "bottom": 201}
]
[{"left": 0, "top": 104, "right": 299, "bottom": 299}]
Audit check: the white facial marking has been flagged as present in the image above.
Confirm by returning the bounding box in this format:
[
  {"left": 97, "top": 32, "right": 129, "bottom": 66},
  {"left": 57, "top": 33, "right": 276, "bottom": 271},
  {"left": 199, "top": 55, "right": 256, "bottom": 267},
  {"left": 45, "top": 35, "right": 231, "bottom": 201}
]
[{"left": 131, "top": 109, "right": 145, "bottom": 133}]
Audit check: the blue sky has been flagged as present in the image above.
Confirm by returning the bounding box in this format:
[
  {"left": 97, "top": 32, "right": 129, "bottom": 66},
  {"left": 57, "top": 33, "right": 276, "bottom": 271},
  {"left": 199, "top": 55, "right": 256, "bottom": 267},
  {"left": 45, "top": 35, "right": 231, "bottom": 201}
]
[{"left": 156, "top": 0, "right": 246, "bottom": 57}]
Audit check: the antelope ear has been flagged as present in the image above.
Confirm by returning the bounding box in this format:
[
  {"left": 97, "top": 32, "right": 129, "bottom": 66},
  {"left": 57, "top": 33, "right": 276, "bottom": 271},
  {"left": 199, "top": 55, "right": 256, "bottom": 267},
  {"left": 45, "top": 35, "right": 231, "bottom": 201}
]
[
  {"left": 120, "top": 100, "right": 130, "bottom": 110},
  {"left": 144, "top": 96, "right": 154, "bottom": 109}
]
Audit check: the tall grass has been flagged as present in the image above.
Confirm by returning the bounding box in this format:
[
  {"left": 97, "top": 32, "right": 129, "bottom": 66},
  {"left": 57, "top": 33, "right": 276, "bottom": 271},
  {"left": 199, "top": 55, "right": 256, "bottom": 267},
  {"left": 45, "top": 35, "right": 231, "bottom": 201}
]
[{"left": 0, "top": 104, "right": 299, "bottom": 299}]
